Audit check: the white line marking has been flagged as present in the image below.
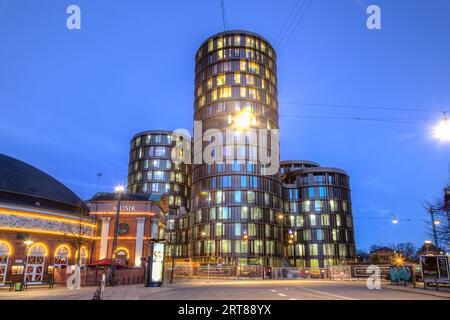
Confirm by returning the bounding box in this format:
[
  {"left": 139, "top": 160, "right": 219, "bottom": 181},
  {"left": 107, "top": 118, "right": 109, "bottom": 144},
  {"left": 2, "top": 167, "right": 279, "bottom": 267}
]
[
  {"left": 278, "top": 293, "right": 287, "bottom": 297},
  {"left": 289, "top": 298, "right": 297, "bottom": 300},
  {"left": 270, "top": 289, "right": 277, "bottom": 293},
  {"left": 296, "top": 286, "right": 355, "bottom": 300}
]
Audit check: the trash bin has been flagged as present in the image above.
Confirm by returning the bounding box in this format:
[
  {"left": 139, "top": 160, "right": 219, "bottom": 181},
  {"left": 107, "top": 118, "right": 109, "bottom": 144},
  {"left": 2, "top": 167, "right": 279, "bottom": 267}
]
[{"left": 14, "top": 282, "right": 23, "bottom": 291}]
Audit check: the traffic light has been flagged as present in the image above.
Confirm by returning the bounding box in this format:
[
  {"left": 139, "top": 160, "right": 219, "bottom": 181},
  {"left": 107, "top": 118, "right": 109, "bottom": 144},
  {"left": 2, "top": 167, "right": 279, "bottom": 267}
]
[{"left": 242, "top": 230, "right": 249, "bottom": 241}]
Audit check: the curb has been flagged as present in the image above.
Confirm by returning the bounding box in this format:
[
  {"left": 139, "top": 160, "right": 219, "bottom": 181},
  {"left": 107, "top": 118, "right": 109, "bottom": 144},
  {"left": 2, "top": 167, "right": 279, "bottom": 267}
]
[{"left": 384, "top": 285, "right": 450, "bottom": 299}]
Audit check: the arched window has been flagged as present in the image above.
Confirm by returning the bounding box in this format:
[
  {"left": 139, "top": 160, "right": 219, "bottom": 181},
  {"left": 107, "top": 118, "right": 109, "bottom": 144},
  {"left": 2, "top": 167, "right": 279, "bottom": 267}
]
[
  {"left": 54, "top": 245, "right": 71, "bottom": 269},
  {"left": 0, "top": 241, "right": 11, "bottom": 283},
  {"left": 115, "top": 247, "right": 129, "bottom": 264},
  {"left": 25, "top": 243, "right": 47, "bottom": 282}
]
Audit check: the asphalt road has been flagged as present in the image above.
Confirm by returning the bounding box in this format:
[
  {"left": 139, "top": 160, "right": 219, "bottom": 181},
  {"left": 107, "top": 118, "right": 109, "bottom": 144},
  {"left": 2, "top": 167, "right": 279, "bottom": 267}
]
[
  {"left": 1, "top": 280, "right": 448, "bottom": 300},
  {"left": 143, "top": 280, "right": 447, "bottom": 300}
]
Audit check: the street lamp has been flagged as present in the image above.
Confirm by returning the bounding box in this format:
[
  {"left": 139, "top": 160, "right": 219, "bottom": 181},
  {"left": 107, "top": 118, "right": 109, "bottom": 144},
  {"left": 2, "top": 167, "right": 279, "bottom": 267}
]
[{"left": 108, "top": 184, "right": 125, "bottom": 286}]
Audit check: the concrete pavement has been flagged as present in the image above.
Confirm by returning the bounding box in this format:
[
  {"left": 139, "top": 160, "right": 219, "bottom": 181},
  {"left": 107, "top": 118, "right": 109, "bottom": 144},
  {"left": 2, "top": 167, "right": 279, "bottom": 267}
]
[{"left": 0, "top": 280, "right": 448, "bottom": 300}]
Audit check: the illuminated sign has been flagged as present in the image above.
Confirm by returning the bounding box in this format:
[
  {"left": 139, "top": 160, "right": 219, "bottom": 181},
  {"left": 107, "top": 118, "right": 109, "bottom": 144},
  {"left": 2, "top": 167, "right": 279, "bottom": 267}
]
[{"left": 147, "top": 242, "right": 165, "bottom": 287}]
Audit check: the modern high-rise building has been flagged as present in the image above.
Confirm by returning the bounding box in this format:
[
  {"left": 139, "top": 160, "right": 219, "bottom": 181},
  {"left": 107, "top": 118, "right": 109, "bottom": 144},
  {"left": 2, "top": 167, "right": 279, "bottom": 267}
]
[
  {"left": 280, "top": 161, "right": 356, "bottom": 268},
  {"left": 127, "top": 130, "right": 191, "bottom": 216},
  {"left": 190, "top": 31, "right": 284, "bottom": 267}
]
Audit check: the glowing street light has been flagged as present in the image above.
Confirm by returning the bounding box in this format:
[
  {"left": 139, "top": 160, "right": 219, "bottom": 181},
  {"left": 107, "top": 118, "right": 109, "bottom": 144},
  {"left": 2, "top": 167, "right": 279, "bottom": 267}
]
[
  {"left": 114, "top": 185, "right": 125, "bottom": 193},
  {"left": 391, "top": 218, "right": 399, "bottom": 224},
  {"left": 23, "top": 240, "right": 34, "bottom": 246},
  {"left": 434, "top": 112, "right": 450, "bottom": 141},
  {"left": 433, "top": 220, "right": 441, "bottom": 225}
]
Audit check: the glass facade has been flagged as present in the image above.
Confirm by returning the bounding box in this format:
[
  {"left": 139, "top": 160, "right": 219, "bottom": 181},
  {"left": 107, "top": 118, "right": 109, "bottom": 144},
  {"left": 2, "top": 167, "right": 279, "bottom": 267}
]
[
  {"left": 281, "top": 161, "right": 356, "bottom": 268},
  {"left": 190, "top": 31, "right": 284, "bottom": 267},
  {"left": 127, "top": 130, "right": 191, "bottom": 215}
]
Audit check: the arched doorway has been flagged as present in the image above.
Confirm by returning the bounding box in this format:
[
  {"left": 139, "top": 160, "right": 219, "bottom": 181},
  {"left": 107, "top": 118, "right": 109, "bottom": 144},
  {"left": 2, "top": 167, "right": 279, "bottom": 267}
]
[
  {"left": 25, "top": 244, "right": 47, "bottom": 282},
  {"left": 54, "top": 245, "right": 71, "bottom": 269},
  {"left": 0, "top": 241, "right": 11, "bottom": 283}
]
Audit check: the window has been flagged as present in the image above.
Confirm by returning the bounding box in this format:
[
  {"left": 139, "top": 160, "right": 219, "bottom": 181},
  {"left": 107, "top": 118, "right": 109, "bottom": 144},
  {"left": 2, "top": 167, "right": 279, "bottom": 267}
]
[
  {"left": 234, "top": 73, "right": 241, "bottom": 84},
  {"left": 240, "top": 60, "right": 246, "bottom": 71},
  {"left": 234, "top": 191, "right": 241, "bottom": 203},
  {"left": 318, "top": 187, "right": 326, "bottom": 198},
  {"left": 309, "top": 244, "right": 319, "bottom": 256},
  {"left": 323, "top": 244, "right": 334, "bottom": 256},
  {"left": 308, "top": 187, "right": 315, "bottom": 198},
  {"left": 246, "top": 74, "right": 254, "bottom": 85},
  {"left": 248, "top": 62, "right": 259, "bottom": 73},
  {"left": 216, "top": 191, "right": 223, "bottom": 204},
  {"left": 217, "top": 74, "right": 226, "bottom": 86},
  {"left": 220, "top": 240, "right": 231, "bottom": 253},
  {"left": 234, "top": 223, "right": 241, "bottom": 236},
  {"left": 240, "top": 87, "right": 247, "bottom": 97},
  {"left": 118, "top": 223, "right": 129, "bottom": 235},
  {"left": 216, "top": 223, "right": 224, "bottom": 236},
  {"left": 154, "top": 171, "right": 164, "bottom": 181},
  {"left": 247, "top": 191, "right": 255, "bottom": 204},
  {"left": 309, "top": 214, "right": 317, "bottom": 226},
  {"left": 314, "top": 200, "right": 322, "bottom": 212},
  {"left": 240, "top": 176, "right": 247, "bottom": 187},
  {"left": 316, "top": 229, "right": 324, "bottom": 241},
  {"left": 321, "top": 214, "right": 330, "bottom": 226},
  {"left": 155, "top": 147, "right": 166, "bottom": 157}
]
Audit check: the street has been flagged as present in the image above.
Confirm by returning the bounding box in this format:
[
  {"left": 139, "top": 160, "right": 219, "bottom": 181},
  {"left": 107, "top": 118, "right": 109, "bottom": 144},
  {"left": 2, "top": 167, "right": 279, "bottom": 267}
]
[{"left": 0, "top": 280, "right": 448, "bottom": 300}]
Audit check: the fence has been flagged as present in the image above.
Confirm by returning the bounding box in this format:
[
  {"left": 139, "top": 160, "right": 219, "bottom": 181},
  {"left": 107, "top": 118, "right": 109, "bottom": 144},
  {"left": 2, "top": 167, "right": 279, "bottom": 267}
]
[
  {"left": 165, "top": 264, "right": 392, "bottom": 281},
  {"left": 54, "top": 268, "right": 145, "bottom": 286}
]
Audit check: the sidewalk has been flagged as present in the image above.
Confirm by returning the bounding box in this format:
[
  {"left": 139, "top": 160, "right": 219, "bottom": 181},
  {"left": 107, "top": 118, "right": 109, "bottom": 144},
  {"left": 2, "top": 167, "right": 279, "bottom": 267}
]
[{"left": 385, "top": 284, "right": 450, "bottom": 299}]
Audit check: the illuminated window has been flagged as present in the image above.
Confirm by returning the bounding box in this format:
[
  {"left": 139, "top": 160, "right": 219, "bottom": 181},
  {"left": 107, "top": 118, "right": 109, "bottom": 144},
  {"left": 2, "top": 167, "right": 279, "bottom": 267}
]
[
  {"left": 246, "top": 75, "right": 254, "bottom": 85},
  {"left": 211, "top": 89, "right": 217, "bottom": 101},
  {"left": 240, "top": 87, "right": 247, "bottom": 97},
  {"left": 219, "top": 87, "right": 232, "bottom": 98},
  {"left": 248, "top": 62, "right": 259, "bottom": 73},
  {"left": 216, "top": 223, "right": 224, "bottom": 236},
  {"left": 217, "top": 37, "right": 223, "bottom": 49},
  {"left": 217, "top": 50, "right": 223, "bottom": 60},
  {"left": 234, "top": 73, "right": 241, "bottom": 84},
  {"left": 240, "top": 61, "right": 246, "bottom": 71},
  {"left": 234, "top": 36, "right": 240, "bottom": 46},
  {"left": 217, "top": 74, "right": 226, "bottom": 86},
  {"left": 309, "top": 244, "right": 319, "bottom": 256},
  {"left": 310, "top": 214, "right": 317, "bottom": 226},
  {"left": 207, "top": 78, "right": 213, "bottom": 89},
  {"left": 248, "top": 88, "right": 257, "bottom": 99},
  {"left": 321, "top": 214, "right": 330, "bottom": 226},
  {"left": 208, "top": 39, "right": 213, "bottom": 52}
]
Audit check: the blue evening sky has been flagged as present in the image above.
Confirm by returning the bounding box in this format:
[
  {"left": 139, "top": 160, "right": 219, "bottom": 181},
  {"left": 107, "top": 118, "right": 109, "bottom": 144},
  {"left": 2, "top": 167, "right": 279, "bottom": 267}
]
[{"left": 1, "top": 0, "right": 449, "bottom": 251}]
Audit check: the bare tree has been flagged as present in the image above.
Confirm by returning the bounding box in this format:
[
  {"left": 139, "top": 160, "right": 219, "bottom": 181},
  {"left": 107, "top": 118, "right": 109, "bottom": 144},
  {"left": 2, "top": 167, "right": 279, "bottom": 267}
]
[
  {"left": 423, "top": 195, "right": 449, "bottom": 250},
  {"left": 62, "top": 205, "right": 94, "bottom": 266}
]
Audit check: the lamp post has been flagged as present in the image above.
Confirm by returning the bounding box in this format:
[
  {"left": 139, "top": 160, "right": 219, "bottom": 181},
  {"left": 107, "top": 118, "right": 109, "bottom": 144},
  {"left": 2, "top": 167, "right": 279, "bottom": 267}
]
[{"left": 108, "top": 185, "right": 125, "bottom": 286}]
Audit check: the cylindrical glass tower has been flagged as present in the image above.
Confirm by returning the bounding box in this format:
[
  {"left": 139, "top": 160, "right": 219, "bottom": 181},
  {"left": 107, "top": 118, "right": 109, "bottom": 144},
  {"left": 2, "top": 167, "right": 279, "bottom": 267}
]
[
  {"left": 127, "top": 130, "right": 191, "bottom": 215},
  {"left": 190, "top": 31, "right": 284, "bottom": 267},
  {"left": 281, "top": 161, "right": 356, "bottom": 268}
]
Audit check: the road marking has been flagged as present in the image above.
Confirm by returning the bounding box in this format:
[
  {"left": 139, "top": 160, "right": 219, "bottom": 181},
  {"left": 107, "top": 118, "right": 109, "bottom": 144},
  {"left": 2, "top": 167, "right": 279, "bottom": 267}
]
[
  {"left": 270, "top": 289, "right": 277, "bottom": 293},
  {"left": 277, "top": 293, "right": 287, "bottom": 297},
  {"left": 289, "top": 298, "right": 297, "bottom": 300},
  {"left": 296, "top": 286, "right": 356, "bottom": 300}
]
